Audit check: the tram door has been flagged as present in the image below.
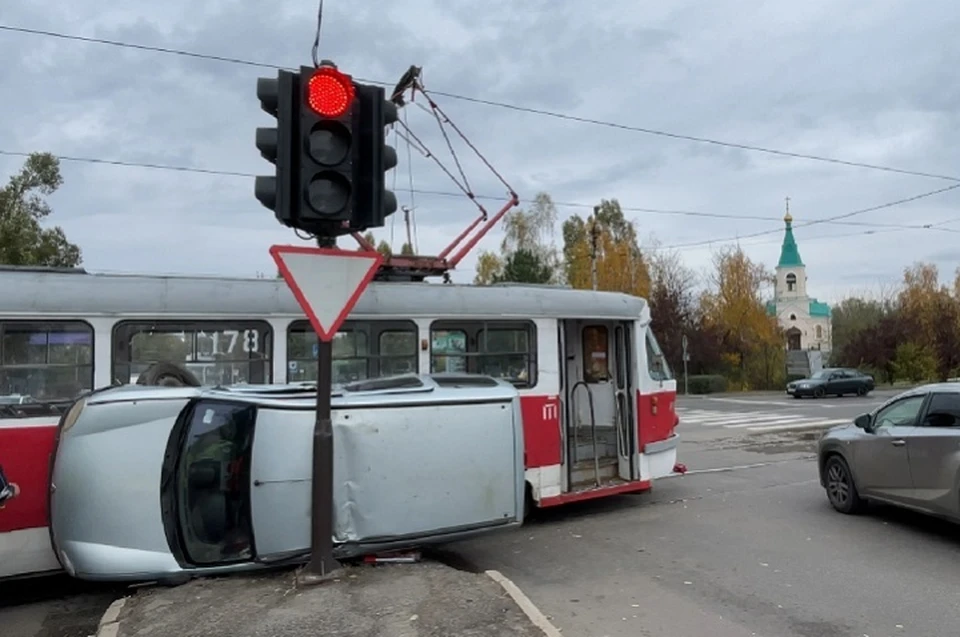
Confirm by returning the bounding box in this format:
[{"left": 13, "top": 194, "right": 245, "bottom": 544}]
[{"left": 561, "top": 320, "right": 636, "bottom": 490}]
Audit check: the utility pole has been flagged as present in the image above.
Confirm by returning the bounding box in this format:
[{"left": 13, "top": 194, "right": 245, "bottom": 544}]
[{"left": 590, "top": 206, "right": 600, "bottom": 291}]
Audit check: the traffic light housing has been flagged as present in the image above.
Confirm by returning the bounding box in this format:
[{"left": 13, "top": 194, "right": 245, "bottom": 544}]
[
  {"left": 255, "top": 63, "right": 399, "bottom": 237},
  {"left": 254, "top": 70, "right": 297, "bottom": 224},
  {"left": 352, "top": 83, "right": 399, "bottom": 229},
  {"left": 296, "top": 64, "right": 357, "bottom": 235}
]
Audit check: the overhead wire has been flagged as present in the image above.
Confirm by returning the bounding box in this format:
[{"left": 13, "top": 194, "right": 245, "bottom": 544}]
[
  {"left": 2, "top": 23, "right": 959, "bottom": 252},
  {"left": 2, "top": 23, "right": 960, "bottom": 183},
  {"left": 1, "top": 149, "right": 957, "bottom": 241}
]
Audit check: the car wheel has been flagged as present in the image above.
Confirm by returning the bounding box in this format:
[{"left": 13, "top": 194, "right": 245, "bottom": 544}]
[
  {"left": 824, "top": 455, "right": 863, "bottom": 514},
  {"left": 793, "top": 394, "right": 802, "bottom": 399},
  {"left": 856, "top": 386, "right": 867, "bottom": 397},
  {"left": 813, "top": 386, "right": 825, "bottom": 398}
]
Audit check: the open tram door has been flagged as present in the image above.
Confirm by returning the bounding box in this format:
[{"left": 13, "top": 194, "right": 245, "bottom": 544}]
[{"left": 559, "top": 320, "right": 638, "bottom": 493}]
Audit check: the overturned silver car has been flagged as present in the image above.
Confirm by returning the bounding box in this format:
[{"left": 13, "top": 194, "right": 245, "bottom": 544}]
[{"left": 49, "top": 374, "right": 525, "bottom": 583}]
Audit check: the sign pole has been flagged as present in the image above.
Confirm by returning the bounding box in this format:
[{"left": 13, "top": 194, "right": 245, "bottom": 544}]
[
  {"left": 303, "top": 337, "right": 338, "bottom": 579},
  {"left": 302, "top": 236, "right": 340, "bottom": 580},
  {"left": 270, "top": 242, "right": 384, "bottom": 584}
]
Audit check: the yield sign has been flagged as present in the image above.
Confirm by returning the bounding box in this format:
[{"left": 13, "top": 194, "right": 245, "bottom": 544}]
[{"left": 270, "top": 245, "right": 383, "bottom": 341}]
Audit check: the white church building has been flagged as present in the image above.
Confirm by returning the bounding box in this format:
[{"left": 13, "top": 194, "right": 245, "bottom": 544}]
[{"left": 765, "top": 206, "right": 832, "bottom": 358}]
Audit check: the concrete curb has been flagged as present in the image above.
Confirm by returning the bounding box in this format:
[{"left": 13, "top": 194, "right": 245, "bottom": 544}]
[
  {"left": 485, "top": 570, "right": 563, "bottom": 637},
  {"left": 94, "top": 596, "right": 127, "bottom": 637}
]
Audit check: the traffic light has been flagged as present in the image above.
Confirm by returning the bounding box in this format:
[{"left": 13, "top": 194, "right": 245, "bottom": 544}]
[
  {"left": 255, "top": 62, "right": 400, "bottom": 237},
  {"left": 254, "top": 70, "right": 297, "bottom": 224},
  {"left": 296, "top": 63, "right": 357, "bottom": 235},
  {"left": 352, "top": 83, "right": 399, "bottom": 229}
]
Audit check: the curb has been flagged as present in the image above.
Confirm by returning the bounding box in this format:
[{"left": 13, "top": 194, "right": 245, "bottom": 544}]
[
  {"left": 485, "top": 570, "right": 562, "bottom": 637},
  {"left": 94, "top": 597, "right": 127, "bottom": 637}
]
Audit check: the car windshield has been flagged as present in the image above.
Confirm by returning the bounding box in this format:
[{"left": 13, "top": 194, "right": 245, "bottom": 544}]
[
  {"left": 810, "top": 370, "right": 830, "bottom": 380},
  {"left": 176, "top": 400, "right": 256, "bottom": 566}
]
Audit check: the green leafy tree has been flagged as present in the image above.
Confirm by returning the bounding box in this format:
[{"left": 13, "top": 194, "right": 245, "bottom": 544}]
[
  {"left": 492, "top": 248, "right": 553, "bottom": 284},
  {"left": 0, "top": 152, "right": 81, "bottom": 267},
  {"left": 891, "top": 341, "right": 938, "bottom": 382}
]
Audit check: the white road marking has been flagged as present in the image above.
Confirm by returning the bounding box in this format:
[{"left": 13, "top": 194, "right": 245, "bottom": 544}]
[
  {"left": 677, "top": 407, "right": 852, "bottom": 433},
  {"left": 485, "top": 570, "right": 563, "bottom": 637}
]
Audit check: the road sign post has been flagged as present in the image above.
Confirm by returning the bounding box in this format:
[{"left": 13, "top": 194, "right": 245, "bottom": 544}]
[
  {"left": 681, "top": 334, "right": 690, "bottom": 396},
  {"left": 270, "top": 244, "right": 383, "bottom": 581}
]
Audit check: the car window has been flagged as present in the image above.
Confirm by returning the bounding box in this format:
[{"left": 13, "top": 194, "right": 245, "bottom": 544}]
[
  {"left": 922, "top": 393, "right": 960, "bottom": 428},
  {"left": 874, "top": 395, "right": 925, "bottom": 430},
  {"left": 176, "top": 400, "right": 256, "bottom": 566}
]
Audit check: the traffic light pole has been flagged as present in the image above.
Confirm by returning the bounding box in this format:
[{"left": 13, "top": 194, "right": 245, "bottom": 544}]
[{"left": 301, "top": 236, "right": 341, "bottom": 583}]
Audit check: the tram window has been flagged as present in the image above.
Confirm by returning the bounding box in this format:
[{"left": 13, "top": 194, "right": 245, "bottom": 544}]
[
  {"left": 646, "top": 330, "right": 673, "bottom": 381},
  {"left": 286, "top": 320, "right": 418, "bottom": 384},
  {"left": 0, "top": 321, "right": 94, "bottom": 402},
  {"left": 428, "top": 321, "right": 537, "bottom": 388},
  {"left": 112, "top": 321, "right": 273, "bottom": 387},
  {"left": 582, "top": 326, "right": 610, "bottom": 383}
]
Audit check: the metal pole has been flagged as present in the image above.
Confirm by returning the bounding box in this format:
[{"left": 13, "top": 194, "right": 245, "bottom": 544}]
[
  {"left": 682, "top": 334, "right": 689, "bottom": 396},
  {"left": 589, "top": 210, "right": 599, "bottom": 292},
  {"left": 302, "top": 236, "right": 340, "bottom": 583}
]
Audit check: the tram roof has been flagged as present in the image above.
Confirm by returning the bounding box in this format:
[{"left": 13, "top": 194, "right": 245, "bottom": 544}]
[{"left": 0, "top": 268, "right": 648, "bottom": 320}]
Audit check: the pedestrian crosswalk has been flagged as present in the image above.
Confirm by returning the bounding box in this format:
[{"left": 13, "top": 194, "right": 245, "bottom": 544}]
[{"left": 676, "top": 406, "right": 852, "bottom": 433}]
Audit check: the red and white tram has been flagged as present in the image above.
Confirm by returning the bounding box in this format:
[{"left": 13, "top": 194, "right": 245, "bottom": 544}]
[{"left": 0, "top": 266, "right": 681, "bottom": 579}]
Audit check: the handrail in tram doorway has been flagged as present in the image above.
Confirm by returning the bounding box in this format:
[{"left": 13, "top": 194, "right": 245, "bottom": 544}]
[{"left": 569, "top": 380, "right": 601, "bottom": 487}]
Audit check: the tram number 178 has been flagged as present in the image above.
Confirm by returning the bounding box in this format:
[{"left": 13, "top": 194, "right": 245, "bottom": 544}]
[{"left": 208, "top": 330, "right": 260, "bottom": 356}]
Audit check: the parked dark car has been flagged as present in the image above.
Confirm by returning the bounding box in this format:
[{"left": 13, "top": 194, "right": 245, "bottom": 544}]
[
  {"left": 786, "top": 367, "right": 874, "bottom": 399},
  {"left": 818, "top": 382, "right": 960, "bottom": 518}
]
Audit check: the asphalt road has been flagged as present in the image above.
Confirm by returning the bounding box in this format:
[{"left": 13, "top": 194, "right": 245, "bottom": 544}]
[
  {"left": 1, "top": 575, "right": 128, "bottom": 637},
  {"left": 448, "top": 390, "right": 957, "bottom": 637}
]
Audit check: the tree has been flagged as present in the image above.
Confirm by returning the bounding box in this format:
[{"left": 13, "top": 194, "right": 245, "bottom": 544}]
[
  {"left": 561, "top": 199, "right": 650, "bottom": 297},
  {"left": 474, "top": 252, "right": 504, "bottom": 285},
  {"left": 0, "top": 152, "right": 81, "bottom": 267},
  {"left": 473, "top": 191, "right": 559, "bottom": 285},
  {"left": 646, "top": 241, "right": 700, "bottom": 374},
  {"left": 699, "top": 245, "right": 783, "bottom": 389},
  {"left": 358, "top": 231, "right": 392, "bottom": 257},
  {"left": 493, "top": 248, "right": 553, "bottom": 285},
  {"left": 830, "top": 296, "right": 888, "bottom": 366}
]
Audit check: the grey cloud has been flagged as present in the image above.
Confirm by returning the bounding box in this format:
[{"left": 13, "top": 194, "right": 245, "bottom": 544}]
[{"left": 1, "top": 0, "right": 959, "bottom": 288}]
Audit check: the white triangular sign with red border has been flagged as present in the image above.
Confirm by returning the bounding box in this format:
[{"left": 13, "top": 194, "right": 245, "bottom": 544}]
[{"left": 270, "top": 245, "right": 383, "bottom": 341}]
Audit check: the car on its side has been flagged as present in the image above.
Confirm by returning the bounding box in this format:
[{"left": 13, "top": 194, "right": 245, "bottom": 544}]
[
  {"left": 49, "top": 374, "right": 526, "bottom": 583},
  {"left": 818, "top": 382, "right": 960, "bottom": 519},
  {"left": 787, "top": 367, "right": 874, "bottom": 399}
]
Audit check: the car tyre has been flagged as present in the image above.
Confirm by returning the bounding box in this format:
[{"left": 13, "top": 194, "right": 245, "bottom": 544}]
[
  {"left": 137, "top": 361, "right": 201, "bottom": 387},
  {"left": 813, "top": 386, "right": 825, "bottom": 398},
  {"left": 856, "top": 386, "right": 867, "bottom": 397},
  {"left": 824, "top": 455, "right": 863, "bottom": 514}
]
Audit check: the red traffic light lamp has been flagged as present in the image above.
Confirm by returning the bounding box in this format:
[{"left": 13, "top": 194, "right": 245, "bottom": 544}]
[{"left": 306, "top": 66, "right": 356, "bottom": 118}]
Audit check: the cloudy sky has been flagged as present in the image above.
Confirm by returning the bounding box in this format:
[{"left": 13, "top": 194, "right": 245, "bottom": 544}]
[{"left": 2, "top": 0, "right": 959, "bottom": 303}]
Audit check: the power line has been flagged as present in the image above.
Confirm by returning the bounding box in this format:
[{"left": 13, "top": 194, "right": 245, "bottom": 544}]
[
  {"left": 663, "top": 183, "right": 960, "bottom": 250},
  {"left": 5, "top": 149, "right": 955, "bottom": 233},
  {"left": 3, "top": 23, "right": 960, "bottom": 184}
]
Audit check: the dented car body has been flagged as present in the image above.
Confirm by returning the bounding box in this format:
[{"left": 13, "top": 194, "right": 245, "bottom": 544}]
[{"left": 49, "top": 374, "right": 525, "bottom": 583}]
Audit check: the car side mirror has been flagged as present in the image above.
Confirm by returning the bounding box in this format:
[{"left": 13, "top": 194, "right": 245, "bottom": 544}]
[{"left": 854, "top": 413, "right": 871, "bottom": 430}]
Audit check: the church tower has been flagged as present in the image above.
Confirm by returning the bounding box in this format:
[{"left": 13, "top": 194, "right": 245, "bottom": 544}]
[
  {"left": 775, "top": 199, "right": 807, "bottom": 301},
  {"left": 766, "top": 198, "right": 832, "bottom": 356}
]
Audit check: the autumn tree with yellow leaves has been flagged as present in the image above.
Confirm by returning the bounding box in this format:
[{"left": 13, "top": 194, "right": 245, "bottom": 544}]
[
  {"left": 561, "top": 199, "right": 651, "bottom": 298},
  {"left": 698, "top": 246, "right": 784, "bottom": 390}
]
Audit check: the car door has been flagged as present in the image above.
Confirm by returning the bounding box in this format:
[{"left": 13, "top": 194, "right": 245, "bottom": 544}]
[
  {"left": 852, "top": 394, "right": 926, "bottom": 503},
  {"left": 905, "top": 392, "right": 960, "bottom": 517}
]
